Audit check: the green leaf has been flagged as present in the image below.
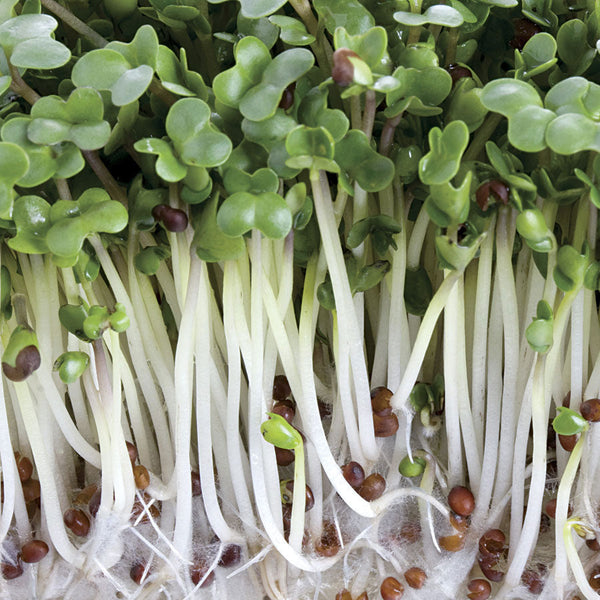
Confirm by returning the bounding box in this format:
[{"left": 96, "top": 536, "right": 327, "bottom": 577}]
[
  {"left": 269, "top": 15, "right": 315, "bottom": 46},
  {"left": 545, "top": 114, "right": 600, "bottom": 155},
  {"left": 404, "top": 266, "right": 433, "bottom": 316},
  {"left": 480, "top": 78, "right": 543, "bottom": 117},
  {"left": 0, "top": 14, "right": 70, "bottom": 69},
  {"left": 239, "top": 0, "right": 287, "bottom": 18},
  {"left": 425, "top": 171, "right": 472, "bottom": 228},
  {"left": 313, "top": 0, "right": 375, "bottom": 35},
  {"left": 157, "top": 46, "right": 208, "bottom": 100},
  {"left": 516, "top": 208, "right": 555, "bottom": 253},
  {"left": 217, "top": 191, "right": 292, "bottom": 239},
  {"left": 133, "top": 137, "right": 187, "bottom": 182},
  {"left": 553, "top": 244, "right": 588, "bottom": 292},
  {"left": 7, "top": 195, "right": 50, "bottom": 253},
  {"left": 419, "top": 121, "right": 469, "bottom": 186},
  {"left": 261, "top": 413, "right": 302, "bottom": 449},
  {"left": 557, "top": 19, "right": 595, "bottom": 75},
  {"left": 167, "top": 97, "right": 232, "bottom": 167},
  {"left": 0, "top": 141, "right": 29, "bottom": 217},
  {"left": 333, "top": 26, "right": 390, "bottom": 73},
  {"left": 346, "top": 215, "right": 401, "bottom": 256},
  {"left": 28, "top": 88, "right": 111, "bottom": 151},
  {"left": 213, "top": 36, "right": 272, "bottom": 109},
  {"left": 552, "top": 406, "right": 588, "bottom": 435},
  {"left": 53, "top": 351, "right": 89, "bottom": 384},
  {"left": 297, "top": 87, "right": 349, "bottom": 142},
  {"left": 335, "top": 130, "right": 395, "bottom": 192},
  {"left": 72, "top": 49, "right": 153, "bottom": 106},
  {"left": 193, "top": 195, "right": 245, "bottom": 262},
  {"left": 285, "top": 125, "right": 339, "bottom": 173},
  {"left": 106, "top": 24, "right": 159, "bottom": 70},
  {"left": 239, "top": 48, "right": 314, "bottom": 121},
  {"left": 506, "top": 106, "right": 555, "bottom": 153},
  {"left": 526, "top": 301, "right": 554, "bottom": 353},
  {"left": 393, "top": 5, "right": 464, "bottom": 27}
]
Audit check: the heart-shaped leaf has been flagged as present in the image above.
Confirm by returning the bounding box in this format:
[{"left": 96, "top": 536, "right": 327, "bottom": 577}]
[
  {"left": 313, "top": 0, "right": 375, "bottom": 35},
  {"left": 0, "top": 142, "right": 29, "bottom": 217},
  {"left": 7, "top": 195, "right": 51, "bottom": 253},
  {"left": 193, "top": 195, "right": 246, "bottom": 262},
  {"left": 335, "top": 130, "right": 395, "bottom": 192},
  {"left": 545, "top": 113, "right": 600, "bottom": 154},
  {"left": 285, "top": 125, "right": 339, "bottom": 173},
  {"left": 0, "top": 14, "right": 70, "bottom": 69},
  {"left": 217, "top": 191, "right": 292, "bottom": 238},
  {"left": 419, "top": 121, "right": 469, "bottom": 185},
  {"left": 28, "top": 88, "right": 111, "bottom": 151},
  {"left": 269, "top": 15, "right": 315, "bottom": 46}
]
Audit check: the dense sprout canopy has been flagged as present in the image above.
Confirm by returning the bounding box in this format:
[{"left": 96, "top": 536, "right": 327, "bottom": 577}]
[{"left": 1, "top": 0, "right": 600, "bottom": 599}]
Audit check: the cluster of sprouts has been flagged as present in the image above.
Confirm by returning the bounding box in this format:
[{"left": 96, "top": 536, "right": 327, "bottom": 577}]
[{"left": 1, "top": 0, "right": 600, "bottom": 599}]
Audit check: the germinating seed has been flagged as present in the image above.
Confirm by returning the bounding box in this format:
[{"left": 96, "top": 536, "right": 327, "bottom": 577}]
[{"left": 467, "top": 579, "right": 491, "bottom": 600}]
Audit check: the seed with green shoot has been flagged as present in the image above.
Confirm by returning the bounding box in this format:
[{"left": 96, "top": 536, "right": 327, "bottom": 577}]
[
  {"left": 2, "top": 326, "right": 41, "bottom": 382},
  {"left": 53, "top": 351, "right": 90, "bottom": 384},
  {"left": 399, "top": 455, "right": 426, "bottom": 478},
  {"left": 260, "top": 413, "right": 302, "bottom": 450},
  {"left": 332, "top": 48, "right": 359, "bottom": 87},
  {"left": 553, "top": 406, "right": 589, "bottom": 436}
]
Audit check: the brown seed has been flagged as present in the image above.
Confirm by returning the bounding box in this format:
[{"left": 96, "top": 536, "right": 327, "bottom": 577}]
[
  {"left": 448, "top": 485, "right": 475, "bottom": 517},
  {"left": 1, "top": 561, "right": 23, "bottom": 580},
  {"left": 559, "top": 433, "right": 577, "bottom": 452},
  {"left": 380, "top": 576, "right": 404, "bottom": 599},
  {"left": 332, "top": 48, "right": 360, "bottom": 87},
  {"left": 475, "top": 180, "right": 510, "bottom": 211},
  {"left": 581, "top": 399, "right": 600, "bottom": 422},
  {"left": 218, "top": 544, "right": 242, "bottom": 567},
  {"left": 439, "top": 533, "right": 465, "bottom": 552},
  {"left": 545, "top": 498, "right": 557, "bottom": 519},
  {"left": 449, "top": 512, "right": 470, "bottom": 533},
  {"left": 133, "top": 465, "right": 150, "bottom": 490},
  {"left": 15, "top": 453, "right": 33, "bottom": 482},
  {"left": 342, "top": 461, "right": 366, "bottom": 488},
  {"left": 467, "top": 579, "right": 491, "bottom": 600},
  {"left": 152, "top": 204, "right": 188, "bottom": 232},
  {"left": 446, "top": 63, "right": 472, "bottom": 84},
  {"left": 22, "top": 478, "right": 41, "bottom": 503},
  {"left": 587, "top": 537, "right": 600, "bottom": 551},
  {"left": 315, "top": 521, "right": 340, "bottom": 557},
  {"left": 283, "top": 481, "right": 314, "bottom": 511},
  {"left": 317, "top": 398, "right": 331, "bottom": 419},
  {"left": 126, "top": 441, "right": 138, "bottom": 465},
  {"left": 373, "top": 413, "right": 399, "bottom": 437},
  {"left": 2, "top": 344, "right": 41, "bottom": 382},
  {"left": 130, "top": 562, "right": 150, "bottom": 584},
  {"left": 271, "top": 402, "right": 295, "bottom": 424},
  {"left": 510, "top": 18, "right": 542, "bottom": 50},
  {"left": 478, "top": 554, "right": 504, "bottom": 582},
  {"left": 278, "top": 83, "right": 295, "bottom": 111},
  {"left": 191, "top": 470, "right": 202, "bottom": 496},
  {"left": 275, "top": 447, "right": 295, "bottom": 466},
  {"left": 130, "top": 493, "right": 161, "bottom": 524},
  {"left": 404, "top": 567, "right": 426, "bottom": 589},
  {"left": 63, "top": 508, "right": 90, "bottom": 537},
  {"left": 399, "top": 521, "right": 422, "bottom": 544},
  {"left": 478, "top": 529, "right": 506, "bottom": 556},
  {"left": 521, "top": 568, "right": 544, "bottom": 594},
  {"left": 89, "top": 488, "right": 101, "bottom": 517},
  {"left": 190, "top": 559, "right": 215, "bottom": 587},
  {"left": 272, "top": 375, "right": 291, "bottom": 401},
  {"left": 20, "top": 540, "right": 48, "bottom": 563},
  {"left": 356, "top": 594, "right": 369, "bottom": 600},
  {"left": 358, "top": 473, "right": 386, "bottom": 501},
  {"left": 335, "top": 590, "right": 352, "bottom": 600},
  {"left": 371, "top": 386, "right": 393, "bottom": 415},
  {"left": 590, "top": 565, "right": 600, "bottom": 590},
  {"left": 74, "top": 484, "right": 98, "bottom": 507}
]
